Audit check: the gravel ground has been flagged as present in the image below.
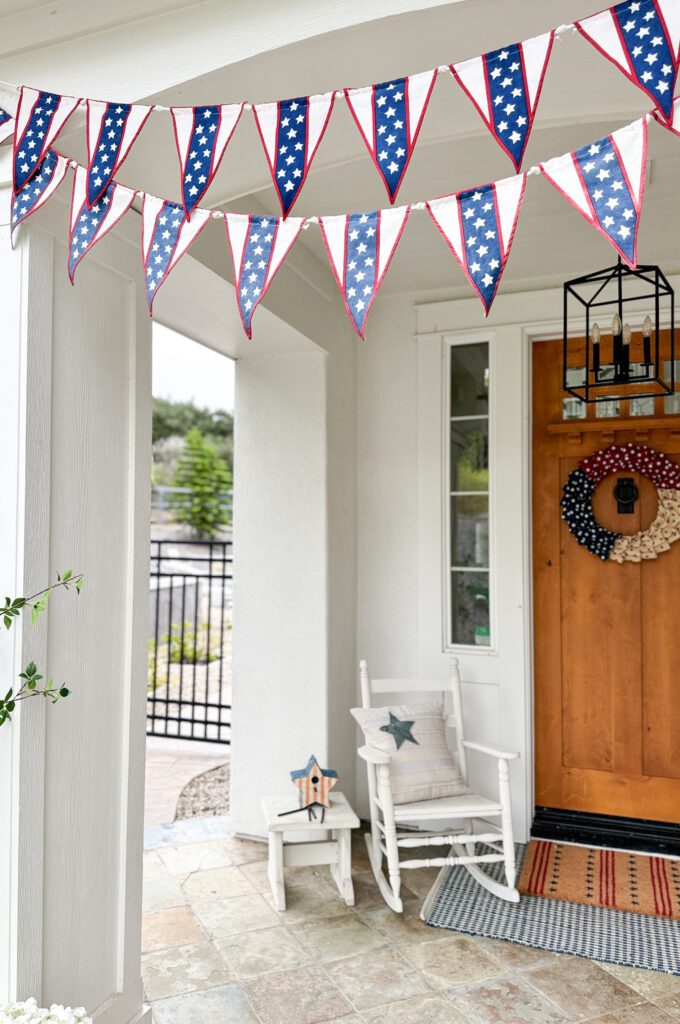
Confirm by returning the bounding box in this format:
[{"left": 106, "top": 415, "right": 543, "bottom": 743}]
[{"left": 174, "top": 760, "right": 230, "bottom": 819}]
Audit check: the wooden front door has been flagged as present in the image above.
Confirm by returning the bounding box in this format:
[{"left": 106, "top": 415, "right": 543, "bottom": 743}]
[{"left": 533, "top": 336, "right": 680, "bottom": 825}]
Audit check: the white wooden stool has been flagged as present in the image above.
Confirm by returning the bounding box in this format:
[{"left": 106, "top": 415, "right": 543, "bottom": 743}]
[{"left": 261, "top": 791, "right": 360, "bottom": 911}]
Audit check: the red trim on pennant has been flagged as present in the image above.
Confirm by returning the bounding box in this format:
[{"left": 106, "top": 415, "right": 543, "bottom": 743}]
[{"left": 172, "top": 105, "right": 243, "bottom": 220}]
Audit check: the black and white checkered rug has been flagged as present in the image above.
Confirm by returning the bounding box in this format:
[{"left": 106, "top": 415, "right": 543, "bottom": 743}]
[{"left": 422, "top": 845, "right": 680, "bottom": 974}]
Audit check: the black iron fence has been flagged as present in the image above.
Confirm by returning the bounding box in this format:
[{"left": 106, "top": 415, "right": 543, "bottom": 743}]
[{"left": 148, "top": 539, "right": 232, "bottom": 743}]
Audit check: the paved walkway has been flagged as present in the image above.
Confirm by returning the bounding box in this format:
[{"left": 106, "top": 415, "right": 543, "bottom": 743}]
[
  {"left": 142, "top": 818, "right": 680, "bottom": 1024},
  {"left": 145, "top": 737, "right": 229, "bottom": 826}
]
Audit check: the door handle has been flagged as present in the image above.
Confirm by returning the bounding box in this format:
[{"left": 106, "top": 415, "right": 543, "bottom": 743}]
[{"left": 613, "top": 476, "right": 639, "bottom": 515}]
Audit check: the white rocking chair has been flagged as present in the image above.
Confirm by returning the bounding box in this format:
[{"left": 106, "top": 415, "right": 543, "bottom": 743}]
[{"left": 358, "top": 658, "right": 520, "bottom": 912}]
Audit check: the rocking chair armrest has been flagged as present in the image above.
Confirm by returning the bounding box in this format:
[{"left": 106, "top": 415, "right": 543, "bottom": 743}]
[
  {"left": 358, "top": 744, "right": 391, "bottom": 765},
  {"left": 462, "top": 740, "right": 520, "bottom": 761}
]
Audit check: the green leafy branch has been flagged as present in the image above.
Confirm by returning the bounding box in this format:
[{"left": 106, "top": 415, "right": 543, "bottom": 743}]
[
  {"left": 2, "top": 570, "right": 83, "bottom": 630},
  {"left": 0, "top": 570, "right": 83, "bottom": 728},
  {"left": 0, "top": 662, "right": 70, "bottom": 727}
]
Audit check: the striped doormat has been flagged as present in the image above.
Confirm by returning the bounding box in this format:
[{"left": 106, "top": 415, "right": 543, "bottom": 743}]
[
  {"left": 519, "top": 840, "right": 680, "bottom": 919},
  {"left": 422, "top": 845, "right": 680, "bottom": 974}
]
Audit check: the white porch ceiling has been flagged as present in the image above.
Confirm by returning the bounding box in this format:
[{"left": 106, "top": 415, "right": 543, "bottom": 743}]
[{"left": 2, "top": 0, "right": 680, "bottom": 313}]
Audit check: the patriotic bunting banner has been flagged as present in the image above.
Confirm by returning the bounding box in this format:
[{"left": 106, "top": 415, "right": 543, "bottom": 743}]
[
  {"left": 539, "top": 117, "right": 647, "bottom": 268},
  {"left": 252, "top": 93, "right": 334, "bottom": 217},
  {"left": 576, "top": 0, "right": 680, "bottom": 122},
  {"left": 319, "top": 206, "right": 410, "bottom": 337},
  {"left": 11, "top": 149, "right": 70, "bottom": 240},
  {"left": 141, "top": 196, "right": 211, "bottom": 312},
  {"left": 224, "top": 213, "right": 304, "bottom": 337},
  {"left": 426, "top": 174, "right": 526, "bottom": 314},
  {"left": 451, "top": 32, "right": 554, "bottom": 171},
  {"left": 68, "top": 164, "right": 136, "bottom": 282},
  {"left": 86, "top": 100, "right": 152, "bottom": 208},
  {"left": 13, "top": 88, "right": 79, "bottom": 193},
  {"left": 171, "top": 103, "right": 244, "bottom": 219},
  {"left": 0, "top": 108, "right": 15, "bottom": 146},
  {"left": 344, "top": 70, "right": 437, "bottom": 202}
]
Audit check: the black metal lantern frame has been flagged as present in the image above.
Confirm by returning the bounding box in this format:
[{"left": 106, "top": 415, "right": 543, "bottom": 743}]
[{"left": 563, "top": 258, "right": 675, "bottom": 403}]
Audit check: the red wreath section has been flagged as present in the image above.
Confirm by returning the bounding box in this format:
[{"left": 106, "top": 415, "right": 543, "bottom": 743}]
[{"left": 580, "top": 443, "right": 680, "bottom": 491}]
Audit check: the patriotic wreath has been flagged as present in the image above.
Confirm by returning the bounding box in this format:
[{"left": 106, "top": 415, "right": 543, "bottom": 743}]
[{"left": 561, "top": 443, "right": 680, "bottom": 563}]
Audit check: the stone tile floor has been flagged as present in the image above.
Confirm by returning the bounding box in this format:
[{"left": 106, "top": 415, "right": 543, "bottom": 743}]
[{"left": 142, "top": 819, "right": 680, "bottom": 1024}]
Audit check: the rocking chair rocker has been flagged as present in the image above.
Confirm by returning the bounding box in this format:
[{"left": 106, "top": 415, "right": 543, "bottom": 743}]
[{"left": 358, "top": 658, "right": 520, "bottom": 913}]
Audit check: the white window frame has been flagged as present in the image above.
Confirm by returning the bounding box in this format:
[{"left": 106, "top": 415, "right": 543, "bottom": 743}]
[{"left": 442, "top": 333, "right": 496, "bottom": 654}]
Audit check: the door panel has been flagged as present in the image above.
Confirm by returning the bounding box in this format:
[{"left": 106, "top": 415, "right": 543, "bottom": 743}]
[{"left": 533, "top": 335, "right": 680, "bottom": 824}]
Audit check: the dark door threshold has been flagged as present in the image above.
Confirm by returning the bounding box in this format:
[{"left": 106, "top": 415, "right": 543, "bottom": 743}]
[{"left": 533, "top": 806, "right": 680, "bottom": 856}]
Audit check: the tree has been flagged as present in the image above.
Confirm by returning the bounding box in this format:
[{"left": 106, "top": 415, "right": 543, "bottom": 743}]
[
  {"left": 174, "top": 428, "right": 232, "bottom": 538},
  {"left": 152, "top": 398, "right": 233, "bottom": 483}
]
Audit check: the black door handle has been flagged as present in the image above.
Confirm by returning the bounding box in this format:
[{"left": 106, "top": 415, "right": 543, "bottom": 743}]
[{"left": 613, "top": 476, "right": 638, "bottom": 515}]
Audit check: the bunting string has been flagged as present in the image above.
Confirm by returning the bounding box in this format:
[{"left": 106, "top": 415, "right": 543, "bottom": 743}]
[{"left": 1, "top": 0, "right": 680, "bottom": 336}]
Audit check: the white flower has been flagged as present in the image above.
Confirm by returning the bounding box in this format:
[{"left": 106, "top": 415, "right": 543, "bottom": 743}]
[{"left": 0, "top": 1002, "right": 91, "bottom": 1024}]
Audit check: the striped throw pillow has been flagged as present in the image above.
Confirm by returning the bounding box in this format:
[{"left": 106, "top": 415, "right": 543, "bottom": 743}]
[{"left": 351, "top": 701, "right": 470, "bottom": 805}]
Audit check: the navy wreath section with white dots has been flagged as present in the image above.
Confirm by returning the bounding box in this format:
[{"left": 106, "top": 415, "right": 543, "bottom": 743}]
[{"left": 561, "top": 443, "right": 680, "bottom": 562}]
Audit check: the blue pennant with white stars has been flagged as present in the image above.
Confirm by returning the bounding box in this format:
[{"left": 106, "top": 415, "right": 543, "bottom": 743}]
[
  {"left": 458, "top": 187, "right": 504, "bottom": 311},
  {"left": 87, "top": 102, "right": 130, "bottom": 206},
  {"left": 345, "top": 70, "right": 436, "bottom": 203},
  {"left": 272, "top": 97, "right": 308, "bottom": 215},
  {"left": 11, "top": 149, "right": 69, "bottom": 237},
  {"left": 343, "top": 211, "right": 378, "bottom": 335},
  {"left": 427, "top": 175, "right": 526, "bottom": 314},
  {"left": 144, "top": 200, "right": 184, "bottom": 307},
  {"left": 13, "top": 88, "right": 78, "bottom": 192},
  {"left": 540, "top": 119, "right": 647, "bottom": 268},
  {"left": 484, "top": 45, "right": 530, "bottom": 169},
  {"left": 235, "top": 216, "right": 276, "bottom": 334},
  {"left": 68, "top": 167, "right": 136, "bottom": 281},
  {"left": 577, "top": 0, "right": 680, "bottom": 122},
  {"left": 320, "top": 206, "right": 410, "bottom": 337},
  {"left": 371, "top": 80, "right": 409, "bottom": 201},
  {"left": 0, "top": 107, "right": 15, "bottom": 145},
  {"left": 180, "top": 106, "right": 220, "bottom": 217},
  {"left": 574, "top": 137, "right": 638, "bottom": 266},
  {"left": 253, "top": 93, "right": 335, "bottom": 217},
  {"left": 452, "top": 33, "right": 554, "bottom": 171},
  {"left": 225, "top": 212, "right": 305, "bottom": 337}
]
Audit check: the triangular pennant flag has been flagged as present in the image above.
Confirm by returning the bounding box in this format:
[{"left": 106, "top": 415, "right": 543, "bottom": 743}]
[
  {"left": 576, "top": 0, "right": 680, "bottom": 122},
  {"left": 319, "top": 206, "right": 410, "bottom": 337},
  {"left": 224, "top": 213, "right": 304, "bottom": 337},
  {"left": 86, "top": 100, "right": 152, "bottom": 208},
  {"left": 540, "top": 117, "right": 647, "bottom": 267},
  {"left": 68, "top": 164, "right": 136, "bottom": 282},
  {"left": 451, "top": 32, "right": 554, "bottom": 171},
  {"left": 171, "top": 103, "right": 244, "bottom": 219},
  {"left": 141, "top": 196, "right": 211, "bottom": 312},
  {"left": 344, "top": 70, "right": 437, "bottom": 202},
  {"left": 11, "top": 149, "right": 70, "bottom": 241},
  {"left": 252, "top": 92, "right": 335, "bottom": 217},
  {"left": 426, "top": 174, "right": 526, "bottom": 314},
  {"left": 13, "top": 88, "right": 79, "bottom": 193},
  {"left": 0, "top": 108, "right": 15, "bottom": 146}
]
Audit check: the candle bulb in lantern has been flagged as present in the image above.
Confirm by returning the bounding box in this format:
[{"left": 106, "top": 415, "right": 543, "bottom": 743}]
[
  {"left": 612, "top": 312, "right": 623, "bottom": 372},
  {"left": 622, "top": 321, "right": 631, "bottom": 378},
  {"left": 591, "top": 321, "right": 601, "bottom": 374},
  {"left": 643, "top": 314, "right": 652, "bottom": 366}
]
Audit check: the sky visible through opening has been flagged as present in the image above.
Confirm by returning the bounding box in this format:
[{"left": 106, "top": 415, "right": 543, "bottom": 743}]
[{"left": 152, "top": 323, "right": 235, "bottom": 412}]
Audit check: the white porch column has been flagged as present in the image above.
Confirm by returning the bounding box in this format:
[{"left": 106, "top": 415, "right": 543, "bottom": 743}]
[
  {"left": 0, "top": 201, "right": 151, "bottom": 1024},
  {"left": 230, "top": 352, "right": 330, "bottom": 838}
]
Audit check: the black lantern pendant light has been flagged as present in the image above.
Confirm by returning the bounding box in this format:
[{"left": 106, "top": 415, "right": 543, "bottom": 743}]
[{"left": 563, "top": 258, "right": 675, "bottom": 403}]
